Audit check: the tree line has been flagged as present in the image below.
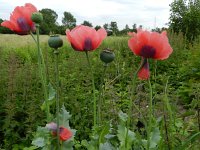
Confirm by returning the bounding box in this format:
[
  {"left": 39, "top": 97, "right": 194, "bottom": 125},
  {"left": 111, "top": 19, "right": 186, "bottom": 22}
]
[
  {"left": 0, "top": 8, "right": 139, "bottom": 36},
  {"left": 1, "top": 0, "right": 200, "bottom": 40},
  {"left": 169, "top": 0, "right": 200, "bottom": 42}
]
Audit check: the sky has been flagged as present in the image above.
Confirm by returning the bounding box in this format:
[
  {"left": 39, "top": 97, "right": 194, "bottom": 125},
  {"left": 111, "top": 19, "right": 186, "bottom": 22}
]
[{"left": 0, "top": 0, "right": 173, "bottom": 30}]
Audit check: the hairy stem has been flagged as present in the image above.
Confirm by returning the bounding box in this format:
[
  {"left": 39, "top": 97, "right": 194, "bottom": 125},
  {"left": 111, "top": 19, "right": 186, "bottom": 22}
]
[
  {"left": 125, "top": 59, "right": 145, "bottom": 149},
  {"left": 32, "top": 25, "right": 50, "bottom": 122},
  {"left": 147, "top": 77, "right": 153, "bottom": 150},
  {"left": 98, "top": 64, "right": 107, "bottom": 125},
  {"left": 54, "top": 49, "right": 60, "bottom": 149},
  {"left": 85, "top": 51, "right": 97, "bottom": 126}
]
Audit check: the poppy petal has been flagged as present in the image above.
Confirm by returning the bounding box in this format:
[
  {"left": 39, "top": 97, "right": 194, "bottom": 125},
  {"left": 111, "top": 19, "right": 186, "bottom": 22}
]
[
  {"left": 1, "top": 21, "right": 16, "bottom": 31},
  {"left": 128, "top": 29, "right": 173, "bottom": 61},
  {"left": 66, "top": 25, "right": 106, "bottom": 51},
  {"left": 128, "top": 36, "right": 140, "bottom": 55},
  {"left": 59, "top": 127, "right": 73, "bottom": 141},
  {"left": 66, "top": 29, "right": 83, "bottom": 50},
  {"left": 93, "top": 28, "right": 107, "bottom": 49},
  {"left": 2, "top": 3, "right": 37, "bottom": 35}
]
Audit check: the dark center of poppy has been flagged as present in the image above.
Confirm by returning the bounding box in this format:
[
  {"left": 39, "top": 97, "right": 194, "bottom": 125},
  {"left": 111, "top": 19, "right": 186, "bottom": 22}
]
[
  {"left": 140, "top": 45, "right": 156, "bottom": 58},
  {"left": 17, "top": 18, "right": 30, "bottom": 32},
  {"left": 84, "top": 38, "right": 93, "bottom": 51}
]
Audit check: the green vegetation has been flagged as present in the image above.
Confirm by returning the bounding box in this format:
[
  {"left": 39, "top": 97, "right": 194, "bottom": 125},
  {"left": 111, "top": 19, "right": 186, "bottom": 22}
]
[{"left": 0, "top": 32, "right": 199, "bottom": 149}]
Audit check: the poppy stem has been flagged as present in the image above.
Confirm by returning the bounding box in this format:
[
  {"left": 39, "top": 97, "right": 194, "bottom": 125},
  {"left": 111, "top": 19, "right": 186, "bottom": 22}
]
[
  {"left": 85, "top": 51, "right": 97, "bottom": 127},
  {"left": 147, "top": 77, "right": 153, "bottom": 150},
  {"left": 98, "top": 64, "right": 108, "bottom": 125},
  {"left": 54, "top": 49, "right": 60, "bottom": 149},
  {"left": 125, "top": 59, "right": 147, "bottom": 149},
  {"left": 33, "top": 25, "right": 50, "bottom": 122},
  {"left": 127, "top": 58, "right": 147, "bottom": 127}
]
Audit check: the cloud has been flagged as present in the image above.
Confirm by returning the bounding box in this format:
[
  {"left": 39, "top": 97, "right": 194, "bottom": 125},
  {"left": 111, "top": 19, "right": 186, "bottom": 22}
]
[{"left": 0, "top": 0, "right": 173, "bottom": 29}]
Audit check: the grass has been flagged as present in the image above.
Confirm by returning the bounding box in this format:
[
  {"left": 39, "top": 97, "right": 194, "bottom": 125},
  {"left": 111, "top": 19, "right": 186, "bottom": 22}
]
[{"left": 0, "top": 33, "right": 200, "bottom": 149}]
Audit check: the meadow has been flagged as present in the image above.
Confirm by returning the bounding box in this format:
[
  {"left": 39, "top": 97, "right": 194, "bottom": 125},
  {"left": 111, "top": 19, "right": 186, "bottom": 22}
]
[{"left": 0, "top": 32, "right": 200, "bottom": 149}]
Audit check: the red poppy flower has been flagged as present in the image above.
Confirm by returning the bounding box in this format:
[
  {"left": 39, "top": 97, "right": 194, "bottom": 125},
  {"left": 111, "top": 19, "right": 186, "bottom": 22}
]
[
  {"left": 46, "top": 122, "right": 73, "bottom": 141},
  {"left": 59, "top": 127, "right": 73, "bottom": 141},
  {"left": 52, "top": 127, "right": 73, "bottom": 141},
  {"left": 66, "top": 25, "right": 107, "bottom": 51},
  {"left": 128, "top": 29, "right": 173, "bottom": 80},
  {"left": 1, "top": 3, "right": 37, "bottom": 35}
]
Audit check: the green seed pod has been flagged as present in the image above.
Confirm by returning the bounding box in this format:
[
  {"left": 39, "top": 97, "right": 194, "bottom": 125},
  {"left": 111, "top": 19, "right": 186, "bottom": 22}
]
[
  {"left": 100, "top": 49, "right": 115, "bottom": 64},
  {"left": 48, "top": 35, "right": 63, "bottom": 49},
  {"left": 31, "top": 12, "right": 43, "bottom": 24}
]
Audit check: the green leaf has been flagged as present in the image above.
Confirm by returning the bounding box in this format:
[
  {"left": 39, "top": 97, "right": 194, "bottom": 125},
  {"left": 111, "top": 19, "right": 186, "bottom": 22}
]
[
  {"left": 32, "top": 137, "right": 45, "bottom": 147},
  {"left": 58, "top": 105, "right": 72, "bottom": 127},
  {"left": 61, "top": 140, "right": 74, "bottom": 150},
  {"left": 81, "top": 140, "right": 89, "bottom": 147},
  {"left": 48, "top": 82, "right": 56, "bottom": 100},
  {"left": 149, "top": 127, "right": 161, "bottom": 149},
  {"left": 23, "top": 146, "right": 38, "bottom": 150},
  {"left": 99, "top": 124, "right": 110, "bottom": 144},
  {"left": 177, "top": 132, "right": 200, "bottom": 150},
  {"left": 41, "top": 83, "right": 56, "bottom": 111},
  {"left": 118, "top": 110, "right": 128, "bottom": 122},
  {"left": 31, "top": 126, "right": 50, "bottom": 148},
  {"left": 117, "top": 124, "right": 135, "bottom": 150},
  {"left": 100, "top": 142, "right": 116, "bottom": 150}
]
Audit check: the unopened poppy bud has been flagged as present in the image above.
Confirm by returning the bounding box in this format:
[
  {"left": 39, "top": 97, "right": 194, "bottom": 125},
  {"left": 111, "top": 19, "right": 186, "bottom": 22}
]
[
  {"left": 100, "top": 49, "right": 115, "bottom": 64},
  {"left": 31, "top": 12, "right": 43, "bottom": 24},
  {"left": 48, "top": 35, "right": 63, "bottom": 49}
]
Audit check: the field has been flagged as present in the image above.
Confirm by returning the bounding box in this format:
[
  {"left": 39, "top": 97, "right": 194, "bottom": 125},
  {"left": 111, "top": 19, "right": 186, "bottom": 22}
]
[{"left": 0, "top": 33, "right": 200, "bottom": 149}]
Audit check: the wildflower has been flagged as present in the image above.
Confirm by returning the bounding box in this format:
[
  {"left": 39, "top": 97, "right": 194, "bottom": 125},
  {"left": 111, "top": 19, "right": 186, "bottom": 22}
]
[
  {"left": 1, "top": 3, "right": 37, "bottom": 35},
  {"left": 128, "top": 29, "right": 173, "bottom": 80},
  {"left": 66, "top": 25, "right": 107, "bottom": 51},
  {"left": 46, "top": 122, "right": 73, "bottom": 141}
]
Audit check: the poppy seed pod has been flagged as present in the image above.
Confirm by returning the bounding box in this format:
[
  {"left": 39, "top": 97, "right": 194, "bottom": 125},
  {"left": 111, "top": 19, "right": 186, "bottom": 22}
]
[
  {"left": 48, "top": 35, "right": 63, "bottom": 49},
  {"left": 31, "top": 12, "right": 43, "bottom": 24},
  {"left": 100, "top": 49, "right": 115, "bottom": 64}
]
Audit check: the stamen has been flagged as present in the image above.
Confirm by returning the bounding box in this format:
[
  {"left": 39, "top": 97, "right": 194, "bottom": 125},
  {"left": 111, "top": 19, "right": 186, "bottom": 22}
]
[
  {"left": 140, "top": 45, "right": 156, "bottom": 58},
  {"left": 17, "top": 18, "right": 30, "bottom": 32},
  {"left": 84, "top": 38, "right": 93, "bottom": 51}
]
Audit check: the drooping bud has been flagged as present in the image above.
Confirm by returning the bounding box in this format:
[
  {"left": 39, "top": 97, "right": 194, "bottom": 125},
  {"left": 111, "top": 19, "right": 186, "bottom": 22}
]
[
  {"left": 31, "top": 12, "right": 43, "bottom": 24},
  {"left": 48, "top": 35, "right": 63, "bottom": 49},
  {"left": 45, "top": 122, "right": 57, "bottom": 131},
  {"left": 100, "top": 48, "right": 115, "bottom": 64}
]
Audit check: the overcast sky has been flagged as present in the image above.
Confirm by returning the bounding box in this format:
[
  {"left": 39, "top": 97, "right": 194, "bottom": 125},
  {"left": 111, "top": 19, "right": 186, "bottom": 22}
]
[{"left": 0, "top": 0, "right": 173, "bottom": 30}]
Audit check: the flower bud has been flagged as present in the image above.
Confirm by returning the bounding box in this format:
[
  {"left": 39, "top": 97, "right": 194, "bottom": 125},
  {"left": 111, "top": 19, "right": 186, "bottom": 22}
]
[
  {"left": 48, "top": 35, "right": 63, "bottom": 49},
  {"left": 100, "top": 49, "right": 115, "bottom": 64},
  {"left": 31, "top": 12, "right": 43, "bottom": 24}
]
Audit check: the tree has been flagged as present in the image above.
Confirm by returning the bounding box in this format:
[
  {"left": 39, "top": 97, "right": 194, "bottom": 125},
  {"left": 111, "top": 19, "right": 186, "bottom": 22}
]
[
  {"left": 169, "top": 0, "right": 200, "bottom": 41},
  {"left": 103, "top": 23, "right": 109, "bottom": 30},
  {"left": 62, "top": 11, "right": 76, "bottom": 29},
  {"left": 169, "top": 0, "right": 187, "bottom": 33},
  {"left": 82, "top": 20, "right": 93, "bottom": 27},
  {"left": 119, "top": 24, "right": 130, "bottom": 35},
  {"left": 39, "top": 8, "right": 58, "bottom": 34},
  {"left": 103, "top": 23, "right": 112, "bottom": 36},
  {"left": 125, "top": 24, "right": 130, "bottom": 33},
  {"left": 132, "top": 23, "right": 137, "bottom": 32},
  {"left": 94, "top": 25, "right": 101, "bottom": 30},
  {"left": 109, "top": 21, "right": 119, "bottom": 35}
]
